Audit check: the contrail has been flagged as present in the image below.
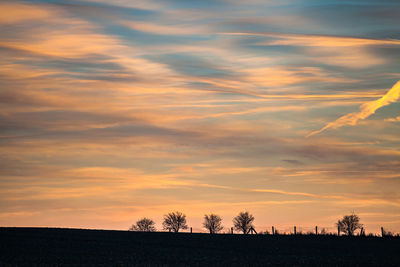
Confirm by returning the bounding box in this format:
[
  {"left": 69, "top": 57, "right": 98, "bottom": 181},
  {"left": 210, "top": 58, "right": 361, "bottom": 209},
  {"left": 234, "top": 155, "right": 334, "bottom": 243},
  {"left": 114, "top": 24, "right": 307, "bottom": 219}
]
[{"left": 307, "top": 80, "right": 400, "bottom": 137}]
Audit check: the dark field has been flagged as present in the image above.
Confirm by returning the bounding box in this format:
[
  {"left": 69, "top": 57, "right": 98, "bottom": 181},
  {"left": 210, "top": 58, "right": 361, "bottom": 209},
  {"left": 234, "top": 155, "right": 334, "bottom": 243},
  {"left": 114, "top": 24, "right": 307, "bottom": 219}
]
[{"left": 1, "top": 228, "right": 399, "bottom": 266}]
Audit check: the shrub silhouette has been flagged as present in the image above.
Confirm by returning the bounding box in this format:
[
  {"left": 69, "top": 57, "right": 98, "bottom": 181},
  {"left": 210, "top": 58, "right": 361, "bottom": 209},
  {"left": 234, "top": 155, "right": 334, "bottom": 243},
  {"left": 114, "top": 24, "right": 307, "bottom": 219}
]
[
  {"left": 162, "top": 211, "right": 188, "bottom": 233},
  {"left": 382, "top": 227, "right": 394, "bottom": 237},
  {"left": 233, "top": 211, "right": 255, "bottom": 234},
  {"left": 129, "top": 217, "right": 156, "bottom": 232},
  {"left": 203, "top": 214, "right": 223, "bottom": 234},
  {"left": 336, "top": 213, "right": 363, "bottom": 236},
  {"left": 320, "top": 228, "right": 328, "bottom": 235}
]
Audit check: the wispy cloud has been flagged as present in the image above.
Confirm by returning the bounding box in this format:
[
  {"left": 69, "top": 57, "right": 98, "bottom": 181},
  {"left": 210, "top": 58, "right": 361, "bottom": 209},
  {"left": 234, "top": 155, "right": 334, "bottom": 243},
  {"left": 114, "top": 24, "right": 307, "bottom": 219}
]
[
  {"left": 223, "top": 31, "right": 400, "bottom": 68},
  {"left": 307, "top": 80, "right": 400, "bottom": 137},
  {"left": 385, "top": 116, "right": 400, "bottom": 122},
  {"left": 120, "top": 21, "right": 208, "bottom": 35},
  {"left": 1, "top": 0, "right": 400, "bottom": 231},
  {"left": 223, "top": 32, "right": 400, "bottom": 47},
  {"left": 0, "top": 2, "right": 52, "bottom": 24}
]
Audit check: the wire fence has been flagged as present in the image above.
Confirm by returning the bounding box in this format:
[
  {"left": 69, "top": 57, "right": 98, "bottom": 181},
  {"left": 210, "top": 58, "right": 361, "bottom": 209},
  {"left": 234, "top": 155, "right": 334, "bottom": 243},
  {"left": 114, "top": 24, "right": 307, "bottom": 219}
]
[{"left": 162, "top": 225, "right": 400, "bottom": 237}]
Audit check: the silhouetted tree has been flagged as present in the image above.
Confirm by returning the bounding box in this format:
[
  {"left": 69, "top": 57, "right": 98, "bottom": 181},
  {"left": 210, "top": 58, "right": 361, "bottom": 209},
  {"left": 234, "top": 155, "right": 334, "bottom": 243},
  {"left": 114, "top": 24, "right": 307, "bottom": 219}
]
[
  {"left": 162, "top": 211, "right": 188, "bottom": 233},
  {"left": 233, "top": 211, "right": 255, "bottom": 234},
  {"left": 336, "top": 213, "right": 363, "bottom": 236},
  {"left": 129, "top": 217, "right": 156, "bottom": 232},
  {"left": 203, "top": 214, "right": 223, "bottom": 234}
]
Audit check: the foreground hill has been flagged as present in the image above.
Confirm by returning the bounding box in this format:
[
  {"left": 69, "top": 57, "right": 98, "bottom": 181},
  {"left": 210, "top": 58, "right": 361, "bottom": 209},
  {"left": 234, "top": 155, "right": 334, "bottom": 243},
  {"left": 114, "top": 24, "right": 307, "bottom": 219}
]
[{"left": 0, "top": 227, "right": 399, "bottom": 266}]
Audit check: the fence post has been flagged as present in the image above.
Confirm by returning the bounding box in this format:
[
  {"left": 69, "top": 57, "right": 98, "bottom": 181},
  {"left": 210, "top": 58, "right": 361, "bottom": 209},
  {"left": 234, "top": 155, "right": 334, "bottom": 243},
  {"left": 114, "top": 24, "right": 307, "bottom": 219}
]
[
  {"left": 190, "top": 227, "right": 192, "bottom": 234},
  {"left": 272, "top": 226, "right": 275, "bottom": 235},
  {"left": 381, "top": 227, "right": 384, "bottom": 237},
  {"left": 315, "top": 226, "right": 318, "bottom": 235},
  {"left": 231, "top": 227, "right": 233, "bottom": 234},
  {"left": 294, "top": 226, "right": 296, "bottom": 235},
  {"left": 337, "top": 225, "right": 340, "bottom": 236}
]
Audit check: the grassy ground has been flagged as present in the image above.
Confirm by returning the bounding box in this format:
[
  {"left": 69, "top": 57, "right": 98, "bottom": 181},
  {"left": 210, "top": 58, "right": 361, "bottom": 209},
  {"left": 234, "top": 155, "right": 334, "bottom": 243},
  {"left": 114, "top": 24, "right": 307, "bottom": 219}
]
[{"left": 1, "top": 227, "right": 399, "bottom": 266}]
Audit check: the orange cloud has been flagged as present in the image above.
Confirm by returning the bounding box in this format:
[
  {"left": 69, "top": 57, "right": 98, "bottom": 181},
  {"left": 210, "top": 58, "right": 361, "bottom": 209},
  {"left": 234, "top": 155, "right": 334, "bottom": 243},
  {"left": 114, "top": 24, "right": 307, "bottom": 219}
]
[
  {"left": 83, "top": 0, "right": 163, "bottom": 10},
  {"left": 244, "top": 66, "right": 353, "bottom": 87},
  {"left": 308, "top": 80, "right": 400, "bottom": 137},
  {"left": 385, "top": 116, "right": 400, "bottom": 122},
  {"left": 224, "top": 32, "right": 400, "bottom": 68},
  {"left": 223, "top": 32, "right": 400, "bottom": 47},
  {"left": 0, "top": 3, "right": 52, "bottom": 24},
  {"left": 120, "top": 21, "right": 208, "bottom": 35}
]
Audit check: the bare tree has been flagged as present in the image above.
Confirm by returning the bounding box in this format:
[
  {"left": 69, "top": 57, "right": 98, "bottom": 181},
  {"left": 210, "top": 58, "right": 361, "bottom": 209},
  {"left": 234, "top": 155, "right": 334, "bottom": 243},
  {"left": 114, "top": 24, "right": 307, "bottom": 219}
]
[
  {"left": 233, "top": 211, "right": 255, "bottom": 234},
  {"left": 129, "top": 217, "right": 156, "bottom": 232},
  {"left": 162, "top": 211, "right": 188, "bottom": 233},
  {"left": 203, "top": 214, "right": 223, "bottom": 234},
  {"left": 336, "top": 213, "right": 363, "bottom": 236}
]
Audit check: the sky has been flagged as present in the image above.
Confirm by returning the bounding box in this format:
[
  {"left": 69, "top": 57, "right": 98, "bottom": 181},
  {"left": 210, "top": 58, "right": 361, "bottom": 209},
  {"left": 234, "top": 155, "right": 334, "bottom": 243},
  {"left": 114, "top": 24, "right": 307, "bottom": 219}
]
[{"left": 1, "top": 0, "right": 400, "bottom": 234}]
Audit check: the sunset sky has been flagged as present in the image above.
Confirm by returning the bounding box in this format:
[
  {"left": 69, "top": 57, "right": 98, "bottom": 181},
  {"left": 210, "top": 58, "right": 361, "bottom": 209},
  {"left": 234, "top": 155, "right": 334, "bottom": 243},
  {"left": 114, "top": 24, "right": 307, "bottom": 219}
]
[{"left": 1, "top": 0, "right": 400, "bottom": 234}]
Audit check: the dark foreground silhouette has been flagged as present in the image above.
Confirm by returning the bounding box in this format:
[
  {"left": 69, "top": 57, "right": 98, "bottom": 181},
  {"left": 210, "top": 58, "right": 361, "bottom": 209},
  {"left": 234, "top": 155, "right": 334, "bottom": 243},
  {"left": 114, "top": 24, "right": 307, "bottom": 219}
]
[{"left": 1, "top": 227, "right": 399, "bottom": 266}]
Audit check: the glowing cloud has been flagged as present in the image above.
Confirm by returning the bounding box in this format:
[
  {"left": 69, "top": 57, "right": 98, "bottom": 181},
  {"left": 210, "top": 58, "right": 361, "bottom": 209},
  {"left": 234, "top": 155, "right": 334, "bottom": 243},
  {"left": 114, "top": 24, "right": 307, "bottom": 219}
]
[
  {"left": 307, "top": 80, "right": 400, "bottom": 137},
  {"left": 385, "top": 116, "right": 400, "bottom": 122},
  {"left": 224, "top": 32, "right": 400, "bottom": 47},
  {"left": 0, "top": 3, "right": 52, "bottom": 24}
]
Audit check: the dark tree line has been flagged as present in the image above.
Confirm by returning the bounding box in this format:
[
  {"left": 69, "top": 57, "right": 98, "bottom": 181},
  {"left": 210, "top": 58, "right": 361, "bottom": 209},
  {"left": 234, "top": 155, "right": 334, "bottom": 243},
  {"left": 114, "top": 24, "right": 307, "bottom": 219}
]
[{"left": 129, "top": 211, "right": 367, "bottom": 236}]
